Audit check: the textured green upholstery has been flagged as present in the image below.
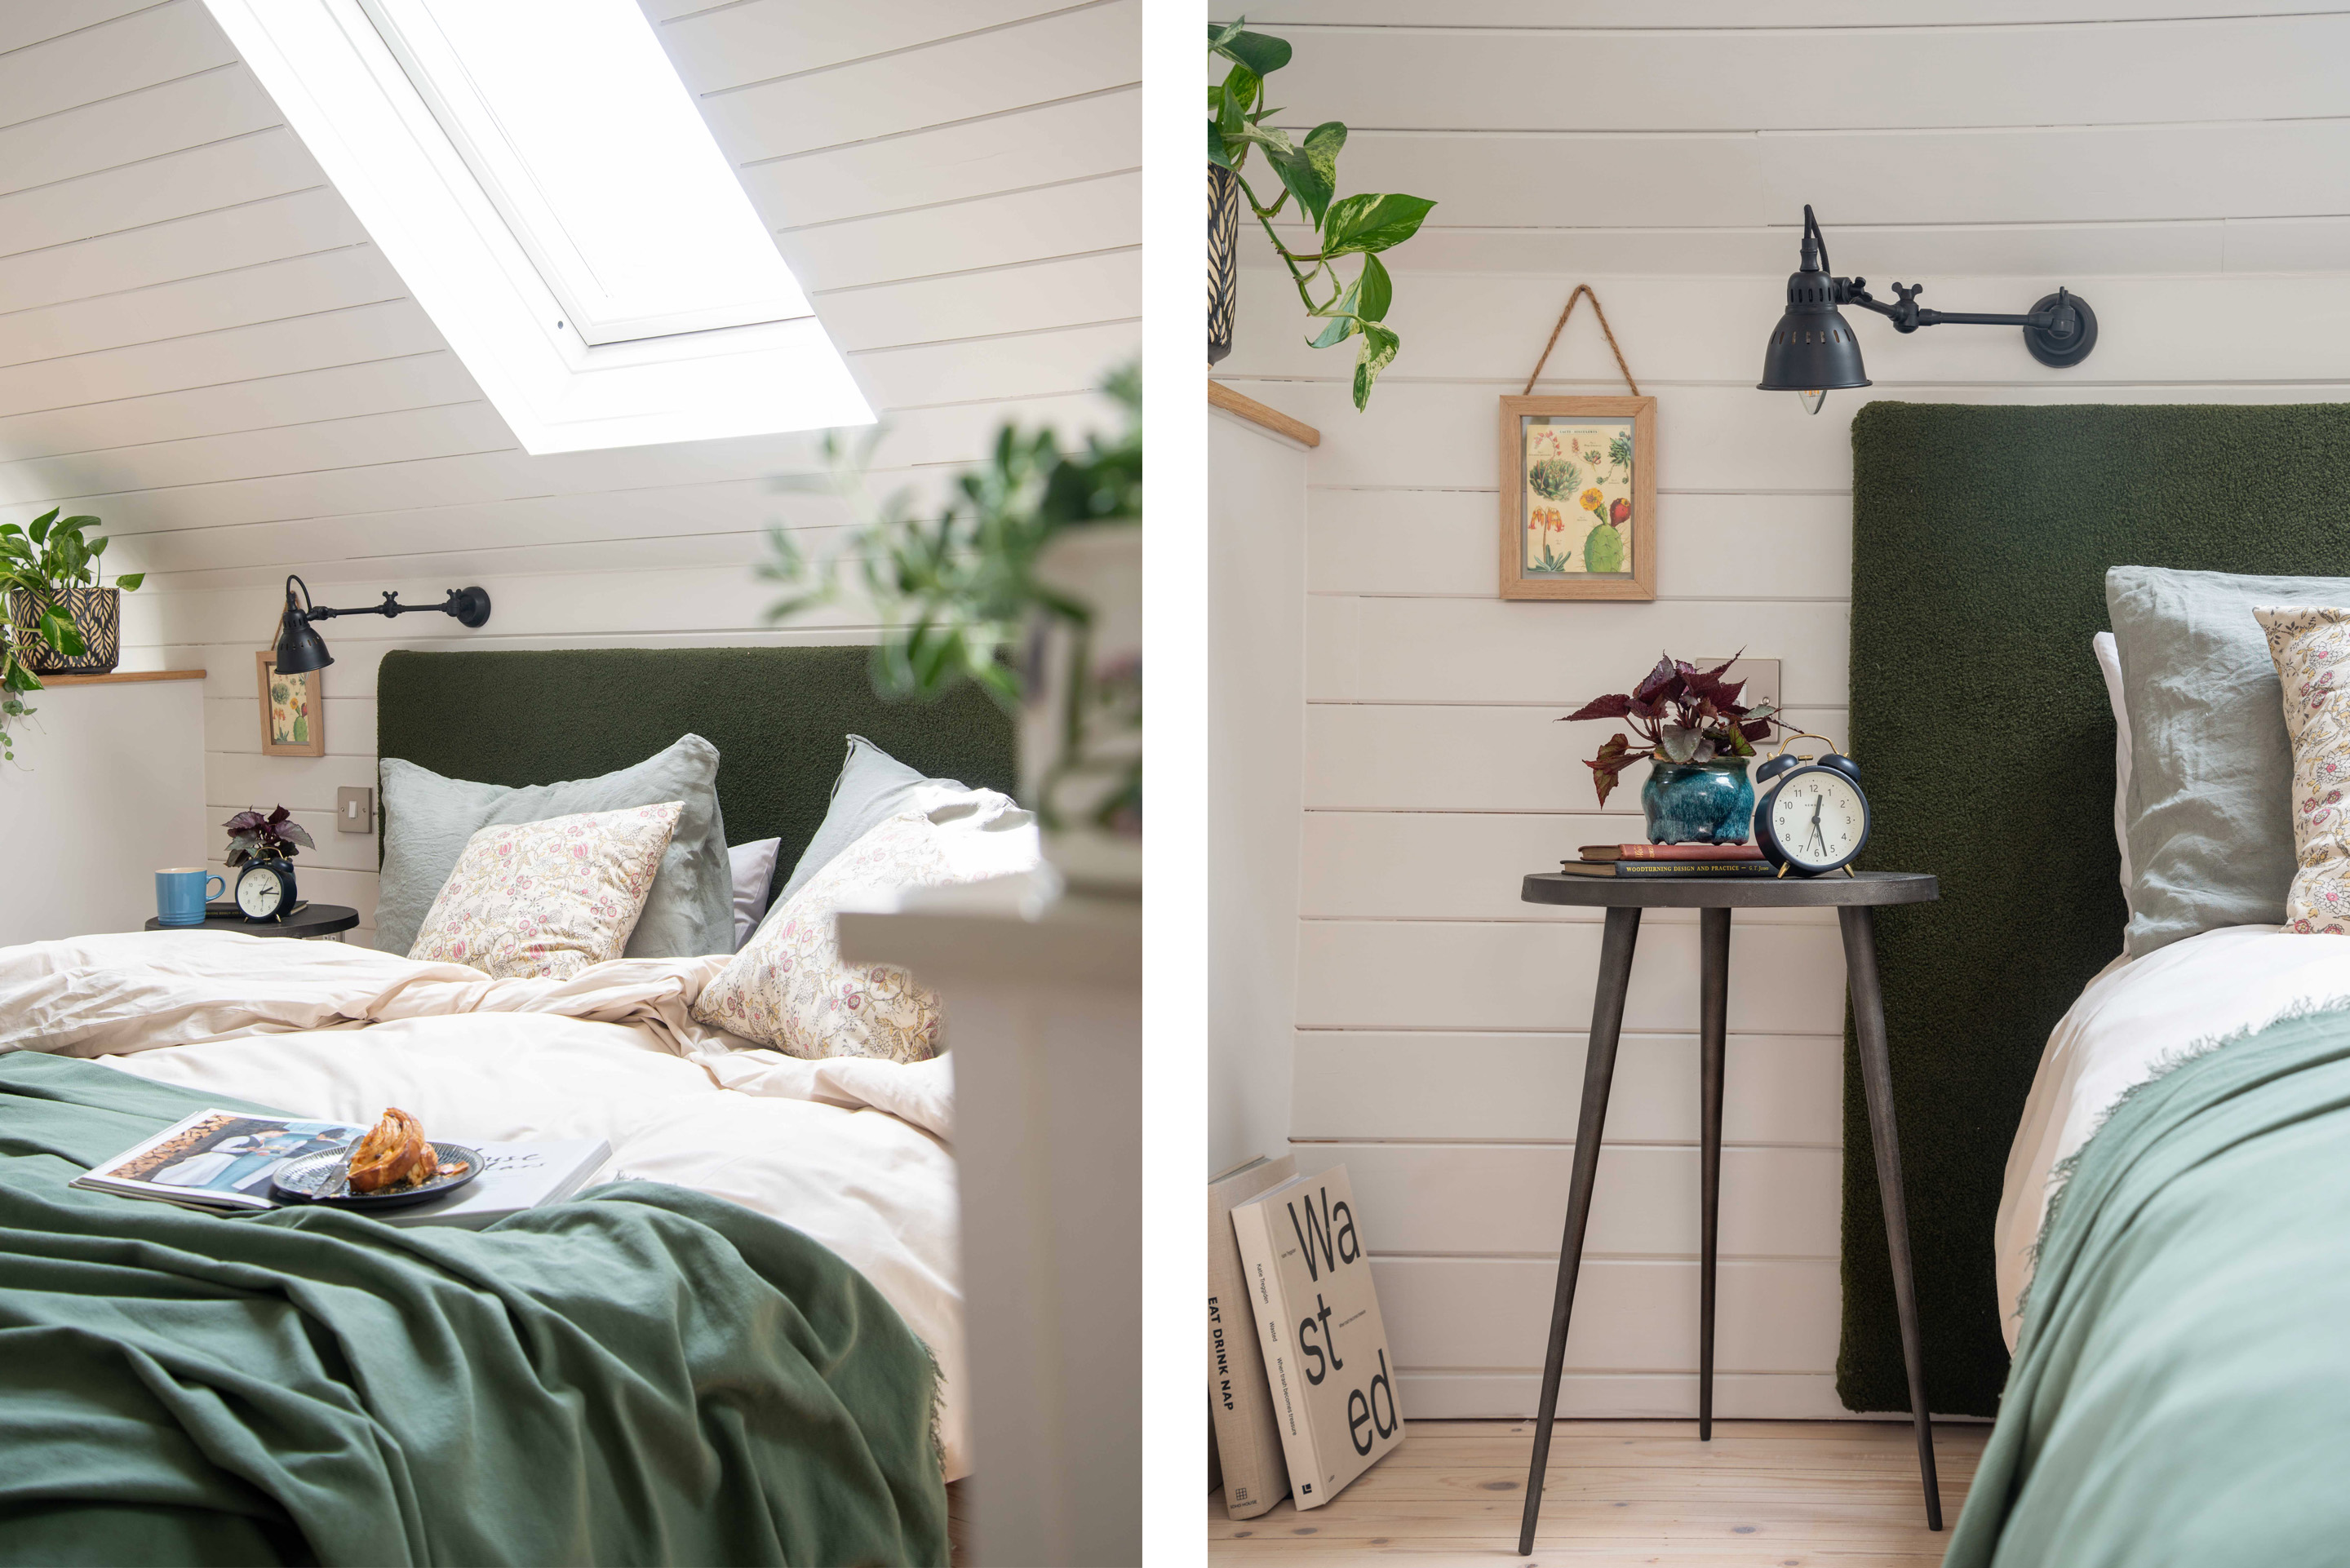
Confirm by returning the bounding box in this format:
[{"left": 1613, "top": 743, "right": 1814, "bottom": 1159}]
[
  {"left": 375, "top": 647, "right": 1018, "bottom": 906},
  {"left": 1842, "top": 401, "right": 2350, "bottom": 1415}
]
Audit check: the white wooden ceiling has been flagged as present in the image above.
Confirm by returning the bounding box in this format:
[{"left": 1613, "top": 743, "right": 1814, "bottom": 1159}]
[{"left": 0, "top": 0, "right": 1139, "bottom": 594}]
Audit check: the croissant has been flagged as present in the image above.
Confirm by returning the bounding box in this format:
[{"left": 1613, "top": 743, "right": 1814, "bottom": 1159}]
[{"left": 347, "top": 1107, "right": 436, "bottom": 1193}]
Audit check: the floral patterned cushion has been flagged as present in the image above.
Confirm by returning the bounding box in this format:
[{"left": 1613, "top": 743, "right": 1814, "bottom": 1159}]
[
  {"left": 407, "top": 803, "right": 682, "bottom": 980},
  {"left": 691, "top": 804, "right": 1035, "bottom": 1061},
  {"left": 2257, "top": 605, "right": 2350, "bottom": 934}
]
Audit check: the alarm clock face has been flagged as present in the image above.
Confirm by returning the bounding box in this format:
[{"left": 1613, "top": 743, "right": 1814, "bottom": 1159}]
[
  {"left": 1766, "top": 766, "right": 1868, "bottom": 872},
  {"left": 237, "top": 865, "right": 286, "bottom": 919}
]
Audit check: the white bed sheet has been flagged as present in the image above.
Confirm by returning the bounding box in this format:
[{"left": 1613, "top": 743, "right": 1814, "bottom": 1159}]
[
  {"left": 1997, "top": 923, "right": 2350, "bottom": 1348},
  {"left": 0, "top": 931, "right": 970, "bottom": 1479}
]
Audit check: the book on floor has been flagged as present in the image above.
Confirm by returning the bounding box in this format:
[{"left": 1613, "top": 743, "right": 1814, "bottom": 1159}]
[
  {"left": 1579, "top": 843, "right": 1764, "bottom": 862},
  {"left": 1230, "top": 1163, "right": 1404, "bottom": 1511},
  {"left": 1555, "top": 857, "right": 1777, "bottom": 877},
  {"left": 1209, "top": 1153, "right": 1298, "bottom": 1518},
  {"left": 73, "top": 1108, "right": 607, "bottom": 1226}
]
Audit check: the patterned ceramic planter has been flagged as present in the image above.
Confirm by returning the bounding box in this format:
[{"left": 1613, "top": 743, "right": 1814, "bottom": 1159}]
[
  {"left": 1208, "top": 163, "right": 1239, "bottom": 365},
  {"left": 6, "top": 584, "right": 120, "bottom": 675},
  {"left": 1641, "top": 757, "right": 1755, "bottom": 844}
]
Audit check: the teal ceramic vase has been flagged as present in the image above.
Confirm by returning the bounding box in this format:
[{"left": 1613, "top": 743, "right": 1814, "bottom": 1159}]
[{"left": 1641, "top": 758, "right": 1755, "bottom": 844}]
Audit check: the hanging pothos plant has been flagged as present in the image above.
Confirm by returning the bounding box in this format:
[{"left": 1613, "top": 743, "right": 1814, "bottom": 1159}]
[{"left": 1209, "top": 19, "right": 1435, "bottom": 409}]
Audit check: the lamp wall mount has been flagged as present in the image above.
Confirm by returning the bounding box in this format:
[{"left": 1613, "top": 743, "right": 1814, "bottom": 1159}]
[
  {"left": 274, "top": 575, "right": 492, "bottom": 675},
  {"left": 1758, "top": 205, "right": 2098, "bottom": 413},
  {"left": 301, "top": 583, "right": 494, "bottom": 629}
]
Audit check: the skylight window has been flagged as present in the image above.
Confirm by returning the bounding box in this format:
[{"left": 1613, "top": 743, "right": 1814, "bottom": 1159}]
[
  {"left": 357, "top": 0, "right": 811, "bottom": 346},
  {"left": 203, "top": 0, "right": 870, "bottom": 453}
]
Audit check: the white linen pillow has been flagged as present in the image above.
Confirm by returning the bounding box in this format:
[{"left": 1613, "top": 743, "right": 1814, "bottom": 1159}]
[
  {"left": 2094, "top": 631, "right": 2134, "bottom": 915},
  {"left": 728, "top": 837, "right": 782, "bottom": 950},
  {"left": 758, "top": 737, "right": 995, "bottom": 939},
  {"left": 409, "top": 802, "right": 681, "bottom": 981},
  {"left": 692, "top": 793, "right": 1039, "bottom": 1061}
]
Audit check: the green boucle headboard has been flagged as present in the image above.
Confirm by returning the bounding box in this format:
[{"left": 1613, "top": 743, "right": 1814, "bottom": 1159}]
[
  {"left": 375, "top": 647, "right": 1018, "bottom": 903},
  {"left": 1844, "top": 401, "right": 2350, "bottom": 1416}
]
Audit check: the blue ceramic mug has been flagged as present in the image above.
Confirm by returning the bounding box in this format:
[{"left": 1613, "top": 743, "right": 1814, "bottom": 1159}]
[{"left": 156, "top": 866, "right": 225, "bottom": 927}]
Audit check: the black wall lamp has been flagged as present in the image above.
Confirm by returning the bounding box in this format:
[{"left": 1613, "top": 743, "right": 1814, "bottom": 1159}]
[
  {"left": 1759, "top": 205, "right": 2098, "bottom": 414},
  {"left": 273, "top": 575, "right": 492, "bottom": 675}
]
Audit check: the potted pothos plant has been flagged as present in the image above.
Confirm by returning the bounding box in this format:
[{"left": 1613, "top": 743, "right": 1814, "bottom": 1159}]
[
  {"left": 0, "top": 509, "right": 144, "bottom": 764},
  {"left": 1563, "top": 655, "right": 1785, "bottom": 844},
  {"left": 760, "top": 364, "right": 1142, "bottom": 891},
  {"left": 1209, "top": 20, "right": 1436, "bottom": 408}
]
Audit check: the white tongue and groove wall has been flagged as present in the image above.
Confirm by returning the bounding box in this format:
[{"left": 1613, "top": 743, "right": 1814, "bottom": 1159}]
[
  {"left": 1213, "top": 0, "right": 2350, "bottom": 1419},
  {"left": 0, "top": 0, "right": 1137, "bottom": 948}
]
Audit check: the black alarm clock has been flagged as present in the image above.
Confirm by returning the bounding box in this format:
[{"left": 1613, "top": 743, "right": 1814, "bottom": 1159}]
[
  {"left": 235, "top": 857, "right": 298, "bottom": 922},
  {"left": 1753, "top": 735, "right": 1869, "bottom": 878}
]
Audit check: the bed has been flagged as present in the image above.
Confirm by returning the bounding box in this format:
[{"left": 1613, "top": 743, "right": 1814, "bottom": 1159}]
[
  {"left": 0, "top": 646, "right": 1015, "bottom": 1565},
  {"left": 1851, "top": 404, "right": 2350, "bottom": 1558}
]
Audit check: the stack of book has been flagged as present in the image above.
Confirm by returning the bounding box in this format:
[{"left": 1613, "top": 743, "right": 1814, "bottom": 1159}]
[{"left": 1557, "top": 842, "right": 1775, "bottom": 878}]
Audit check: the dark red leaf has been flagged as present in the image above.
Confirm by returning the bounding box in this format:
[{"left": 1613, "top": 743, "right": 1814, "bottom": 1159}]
[
  {"left": 1681, "top": 667, "right": 1746, "bottom": 711},
  {"left": 1563, "top": 692, "right": 1634, "bottom": 722},
  {"left": 1740, "top": 717, "right": 1775, "bottom": 742},
  {"left": 266, "top": 804, "right": 290, "bottom": 826},
  {"left": 1629, "top": 654, "right": 1679, "bottom": 705}
]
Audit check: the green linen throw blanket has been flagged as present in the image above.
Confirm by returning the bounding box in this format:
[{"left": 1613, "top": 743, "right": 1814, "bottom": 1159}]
[
  {"left": 1946, "top": 1006, "right": 2350, "bottom": 1566},
  {"left": 0, "top": 1054, "right": 947, "bottom": 1566}
]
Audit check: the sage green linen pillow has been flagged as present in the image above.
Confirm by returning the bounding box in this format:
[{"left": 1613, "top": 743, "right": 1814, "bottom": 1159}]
[
  {"left": 2110, "top": 565, "right": 2350, "bottom": 956},
  {"left": 377, "top": 734, "right": 729, "bottom": 959}
]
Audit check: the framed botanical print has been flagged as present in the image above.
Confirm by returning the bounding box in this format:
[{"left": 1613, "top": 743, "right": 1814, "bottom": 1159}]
[
  {"left": 1498, "top": 395, "right": 1656, "bottom": 600},
  {"left": 256, "top": 649, "right": 324, "bottom": 758}
]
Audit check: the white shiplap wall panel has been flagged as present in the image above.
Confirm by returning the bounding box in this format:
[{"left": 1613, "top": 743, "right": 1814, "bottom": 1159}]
[
  {"left": 1253, "top": 15, "right": 2350, "bottom": 133},
  {"left": 0, "top": 69, "right": 284, "bottom": 203},
  {"left": 1291, "top": 1032, "right": 1846, "bottom": 1147},
  {"left": 751, "top": 88, "right": 1136, "bottom": 228},
  {"left": 1219, "top": 2, "right": 2349, "bottom": 1415},
  {"left": 0, "top": 0, "right": 1136, "bottom": 948},
  {"left": 698, "top": 1, "right": 1137, "bottom": 163}
]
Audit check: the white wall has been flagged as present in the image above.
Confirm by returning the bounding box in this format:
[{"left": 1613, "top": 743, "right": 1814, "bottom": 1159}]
[
  {"left": 1207, "top": 406, "right": 1310, "bottom": 1178},
  {"left": 1214, "top": 1, "right": 2350, "bottom": 1418},
  {"left": 0, "top": 0, "right": 1137, "bottom": 947},
  {"left": 0, "top": 679, "right": 205, "bottom": 946}
]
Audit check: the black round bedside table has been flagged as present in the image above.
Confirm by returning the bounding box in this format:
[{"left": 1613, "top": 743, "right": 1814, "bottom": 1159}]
[
  {"left": 144, "top": 902, "right": 361, "bottom": 941},
  {"left": 1513, "top": 870, "right": 1941, "bottom": 1550}
]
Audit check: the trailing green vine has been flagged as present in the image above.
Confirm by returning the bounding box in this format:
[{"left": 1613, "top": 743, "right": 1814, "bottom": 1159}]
[{"left": 1209, "top": 19, "right": 1435, "bottom": 409}]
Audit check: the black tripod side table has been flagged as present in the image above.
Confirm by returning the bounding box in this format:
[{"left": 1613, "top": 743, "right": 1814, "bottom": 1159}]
[{"left": 1512, "top": 870, "right": 1941, "bottom": 1554}]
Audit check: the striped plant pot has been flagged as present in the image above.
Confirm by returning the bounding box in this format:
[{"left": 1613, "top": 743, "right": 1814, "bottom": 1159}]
[
  {"left": 1208, "top": 163, "right": 1239, "bottom": 365},
  {"left": 7, "top": 585, "right": 121, "bottom": 675}
]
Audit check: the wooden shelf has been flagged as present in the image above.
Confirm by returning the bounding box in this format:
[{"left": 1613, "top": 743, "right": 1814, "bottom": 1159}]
[
  {"left": 1209, "top": 381, "right": 1320, "bottom": 448},
  {"left": 34, "top": 669, "right": 206, "bottom": 686}
]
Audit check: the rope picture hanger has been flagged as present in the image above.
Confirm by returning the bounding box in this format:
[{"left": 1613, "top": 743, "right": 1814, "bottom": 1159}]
[
  {"left": 1523, "top": 283, "right": 1642, "bottom": 396},
  {"left": 1499, "top": 282, "right": 1656, "bottom": 602}
]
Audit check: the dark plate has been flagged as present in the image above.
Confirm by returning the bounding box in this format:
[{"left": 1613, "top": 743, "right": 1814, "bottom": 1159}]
[{"left": 270, "top": 1140, "right": 482, "bottom": 1210}]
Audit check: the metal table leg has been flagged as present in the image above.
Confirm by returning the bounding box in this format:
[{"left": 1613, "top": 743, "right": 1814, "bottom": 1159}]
[
  {"left": 1696, "top": 907, "right": 1729, "bottom": 1442},
  {"left": 1518, "top": 905, "right": 1641, "bottom": 1556},
  {"left": 1838, "top": 905, "right": 1942, "bottom": 1530}
]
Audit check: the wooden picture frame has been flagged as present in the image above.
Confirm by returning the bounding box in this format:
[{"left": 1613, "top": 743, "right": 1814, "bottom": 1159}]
[
  {"left": 256, "top": 649, "right": 324, "bottom": 758},
  {"left": 1498, "top": 395, "right": 1656, "bottom": 600}
]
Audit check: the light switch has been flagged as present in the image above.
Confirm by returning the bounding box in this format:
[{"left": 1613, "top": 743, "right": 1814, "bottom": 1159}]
[{"left": 336, "top": 785, "right": 375, "bottom": 835}]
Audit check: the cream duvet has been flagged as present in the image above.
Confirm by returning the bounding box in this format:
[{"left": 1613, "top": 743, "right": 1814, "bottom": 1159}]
[
  {"left": 0, "top": 930, "right": 972, "bottom": 1480},
  {"left": 1998, "top": 923, "right": 2350, "bottom": 1352}
]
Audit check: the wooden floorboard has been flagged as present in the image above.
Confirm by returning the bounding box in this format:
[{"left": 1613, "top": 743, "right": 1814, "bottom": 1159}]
[{"left": 1208, "top": 1419, "right": 1988, "bottom": 1565}]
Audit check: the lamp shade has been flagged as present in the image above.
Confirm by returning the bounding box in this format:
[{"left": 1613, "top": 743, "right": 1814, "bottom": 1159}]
[
  {"left": 1757, "top": 268, "right": 1869, "bottom": 396},
  {"left": 274, "top": 601, "right": 333, "bottom": 675}
]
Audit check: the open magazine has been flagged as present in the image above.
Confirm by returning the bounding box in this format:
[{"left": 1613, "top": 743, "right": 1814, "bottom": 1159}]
[
  {"left": 78, "top": 1110, "right": 363, "bottom": 1212},
  {"left": 75, "top": 1108, "right": 608, "bottom": 1225}
]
